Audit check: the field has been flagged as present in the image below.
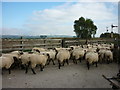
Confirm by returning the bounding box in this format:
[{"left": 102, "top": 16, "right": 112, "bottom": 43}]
[{"left": 2, "top": 60, "right": 118, "bottom": 88}]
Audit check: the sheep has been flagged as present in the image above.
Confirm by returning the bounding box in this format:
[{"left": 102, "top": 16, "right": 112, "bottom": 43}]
[
  {"left": 54, "top": 47, "right": 71, "bottom": 52},
  {"left": 11, "top": 51, "right": 23, "bottom": 55},
  {"left": 19, "top": 52, "right": 31, "bottom": 66},
  {"left": 87, "top": 48, "right": 97, "bottom": 53},
  {"left": 32, "top": 47, "right": 47, "bottom": 53},
  {"left": 18, "top": 52, "right": 38, "bottom": 70},
  {"left": 32, "top": 48, "right": 56, "bottom": 65},
  {"left": 97, "top": 48, "right": 113, "bottom": 64},
  {"left": 85, "top": 52, "right": 99, "bottom": 70},
  {"left": 0, "top": 55, "right": 15, "bottom": 74},
  {"left": 2, "top": 52, "right": 20, "bottom": 59},
  {"left": 56, "top": 49, "right": 70, "bottom": 69},
  {"left": 104, "top": 50, "right": 113, "bottom": 64},
  {"left": 25, "top": 53, "right": 50, "bottom": 74},
  {"left": 98, "top": 49, "right": 106, "bottom": 63},
  {"left": 41, "top": 49, "right": 56, "bottom": 65},
  {"left": 71, "top": 49, "right": 85, "bottom": 64},
  {"left": 70, "top": 46, "right": 80, "bottom": 49},
  {"left": 2, "top": 52, "right": 22, "bottom": 69}
]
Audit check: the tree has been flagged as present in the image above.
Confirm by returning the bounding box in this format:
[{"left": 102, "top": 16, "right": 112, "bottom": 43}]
[{"left": 74, "top": 17, "right": 97, "bottom": 39}]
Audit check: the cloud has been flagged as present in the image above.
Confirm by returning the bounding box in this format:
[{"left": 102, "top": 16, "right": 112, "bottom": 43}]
[
  {"left": 2, "top": 2, "right": 118, "bottom": 37},
  {"left": 23, "top": 2, "right": 118, "bottom": 37}
]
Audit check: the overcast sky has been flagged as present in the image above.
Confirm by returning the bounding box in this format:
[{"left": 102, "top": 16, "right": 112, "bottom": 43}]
[{"left": 1, "top": 1, "right": 118, "bottom": 37}]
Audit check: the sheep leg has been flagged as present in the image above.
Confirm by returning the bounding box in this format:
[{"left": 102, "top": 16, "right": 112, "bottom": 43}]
[
  {"left": 86, "top": 61, "right": 90, "bottom": 70},
  {"left": 63, "top": 61, "right": 65, "bottom": 66},
  {"left": 107, "top": 59, "right": 109, "bottom": 64},
  {"left": 41, "top": 66, "right": 43, "bottom": 71},
  {"left": 58, "top": 60, "right": 61, "bottom": 69},
  {"left": 66, "top": 59, "right": 69, "bottom": 65},
  {"left": 25, "top": 66, "right": 28, "bottom": 74},
  {"left": 73, "top": 59, "right": 75, "bottom": 63},
  {"left": 99, "top": 59, "right": 102, "bottom": 64},
  {"left": 47, "top": 59, "right": 51, "bottom": 65},
  {"left": 72, "top": 56, "right": 75, "bottom": 63},
  {"left": 20, "top": 64, "right": 25, "bottom": 70},
  {"left": 12, "top": 57, "right": 18, "bottom": 69},
  {"left": 39, "top": 65, "right": 43, "bottom": 71},
  {"left": 52, "top": 59, "right": 55, "bottom": 65},
  {"left": 99, "top": 57, "right": 102, "bottom": 64},
  {"left": 25, "top": 63, "right": 30, "bottom": 74},
  {"left": 31, "top": 68, "right": 36, "bottom": 74},
  {"left": 75, "top": 59, "right": 77, "bottom": 64},
  {"left": 8, "top": 68, "right": 11, "bottom": 74},
  {"left": 59, "top": 63, "right": 61, "bottom": 69},
  {"left": 43, "top": 65, "right": 45, "bottom": 69},
  {"left": 79, "top": 58, "right": 81, "bottom": 63},
  {"left": 95, "top": 62, "right": 98, "bottom": 67},
  {"left": 110, "top": 60, "right": 112, "bottom": 63}
]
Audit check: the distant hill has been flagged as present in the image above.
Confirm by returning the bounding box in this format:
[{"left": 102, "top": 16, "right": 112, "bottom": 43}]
[{"left": 1, "top": 35, "right": 74, "bottom": 39}]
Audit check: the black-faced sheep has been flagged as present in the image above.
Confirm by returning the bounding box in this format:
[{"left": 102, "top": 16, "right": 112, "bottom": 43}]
[
  {"left": 25, "top": 53, "right": 50, "bottom": 74},
  {"left": 85, "top": 52, "right": 99, "bottom": 70},
  {"left": 56, "top": 49, "right": 70, "bottom": 69}
]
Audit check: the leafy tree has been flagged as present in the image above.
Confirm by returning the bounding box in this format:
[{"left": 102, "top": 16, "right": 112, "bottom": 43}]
[{"left": 74, "top": 17, "right": 97, "bottom": 39}]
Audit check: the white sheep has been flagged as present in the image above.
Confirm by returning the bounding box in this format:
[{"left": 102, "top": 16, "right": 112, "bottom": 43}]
[
  {"left": 54, "top": 47, "right": 71, "bottom": 52},
  {"left": 70, "top": 46, "right": 80, "bottom": 50},
  {"left": 11, "top": 51, "right": 23, "bottom": 55},
  {"left": 2, "top": 52, "right": 20, "bottom": 59},
  {"left": 25, "top": 53, "right": 49, "bottom": 74},
  {"left": 104, "top": 50, "right": 113, "bottom": 64},
  {"left": 85, "top": 52, "right": 99, "bottom": 70},
  {"left": 32, "top": 47, "right": 47, "bottom": 53},
  {"left": 98, "top": 49, "right": 106, "bottom": 63},
  {"left": 97, "top": 48, "right": 113, "bottom": 64},
  {"left": 2, "top": 52, "right": 22, "bottom": 69},
  {"left": 41, "top": 49, "right": 56, "bottom": 65},
  {"left": 0, "top": 55, "right": 15, "bottom": 74},
  {"left": 56, "top": 49, "right": 70, "bottom": 69},
  {"left": 19, "top": 52, "right": 31, "bottom": 66},
  {"left": 71, "top": 49, "right": 85, "bottom": 64}
]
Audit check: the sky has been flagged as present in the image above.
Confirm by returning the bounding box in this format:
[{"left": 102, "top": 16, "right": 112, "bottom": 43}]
[{"left": 1, "top": 1, "right": 119, "bottom": 37}]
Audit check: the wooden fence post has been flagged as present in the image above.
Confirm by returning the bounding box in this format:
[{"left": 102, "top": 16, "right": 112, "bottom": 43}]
[
  {"left": 62, "top": 39, "right": 65, "bottom": 47},
  {"left": 44, "top": 39, "right": 46, "bottom": 48},
  {"left": 20, "top": 36, "right": 23, "bottom": 51}
]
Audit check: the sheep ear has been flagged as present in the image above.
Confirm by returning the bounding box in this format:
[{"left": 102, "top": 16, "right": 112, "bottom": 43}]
[
  {"left": 13, "top": 56, "right": 17, "bottom": 61},
  {"left": 36, "top": 50, "right": 40, "bottom": 53},
  {"left": 47, "top": 54, "right": 49, "bottom": 57},
  {"left": 46, "top": 54, "right": 50, "bottom": 58},
  {"left": 20, "top": 51, "right": 23, "bottom": 55},
  {"left": 70, "top": 47, "right": 74, "bottom": 50}
]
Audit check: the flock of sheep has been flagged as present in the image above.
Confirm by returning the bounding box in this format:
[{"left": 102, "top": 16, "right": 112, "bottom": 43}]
[{"left": 0, "top": 43, "right": 119, "bottom": 74}]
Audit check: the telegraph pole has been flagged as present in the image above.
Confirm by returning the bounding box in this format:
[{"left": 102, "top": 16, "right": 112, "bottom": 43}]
[
  {"left": 111, "top": 24, "right": 118, "bottom": 38},
  {"left": 106, "top": 27, "right": 108, "bottom": 33}
]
